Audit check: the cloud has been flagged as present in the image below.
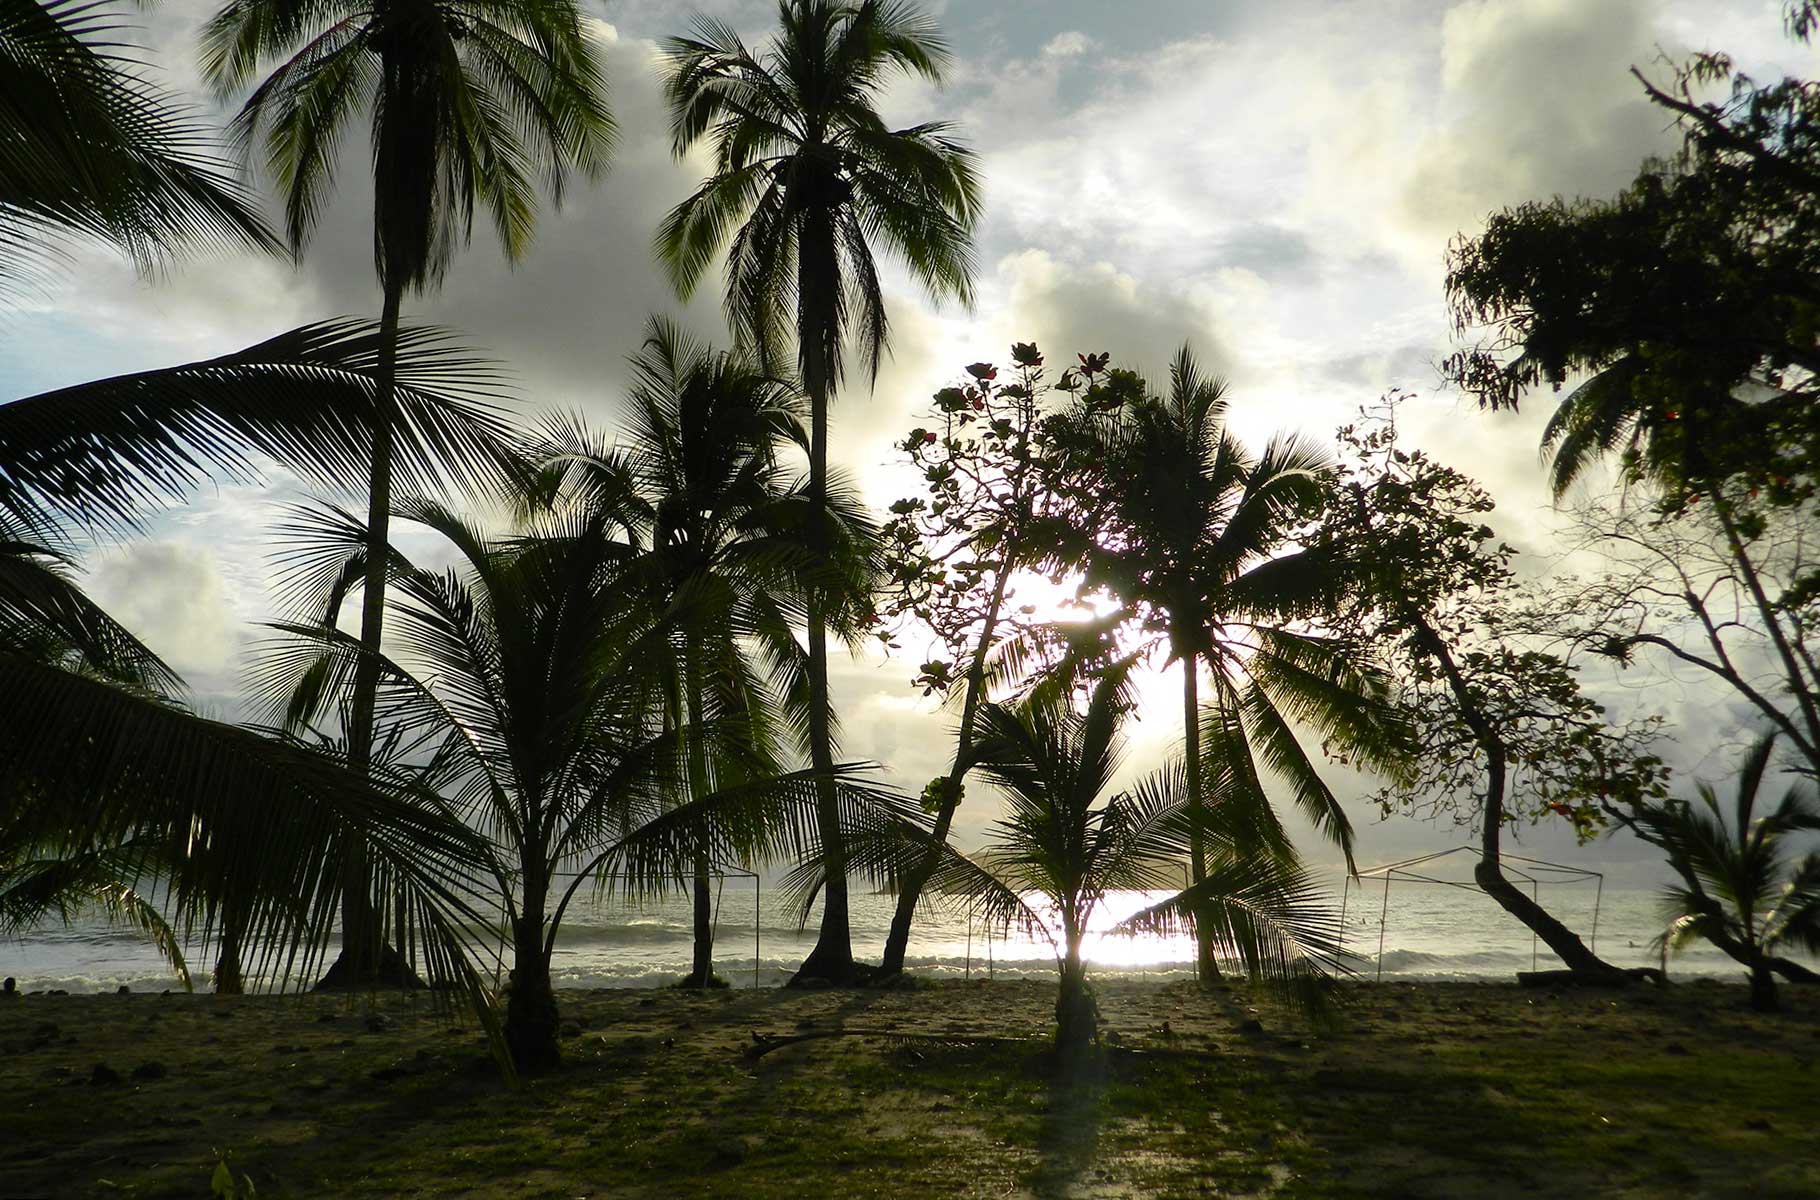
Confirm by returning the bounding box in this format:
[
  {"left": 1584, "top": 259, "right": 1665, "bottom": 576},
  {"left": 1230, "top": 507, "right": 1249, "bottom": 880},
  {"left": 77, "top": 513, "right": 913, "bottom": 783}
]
[
  {"left": 86, "top": 541, "right": 241, "bottom": 685},
  {"left": 1398, "top": 0, "right": 1678, "bottom": 245}
]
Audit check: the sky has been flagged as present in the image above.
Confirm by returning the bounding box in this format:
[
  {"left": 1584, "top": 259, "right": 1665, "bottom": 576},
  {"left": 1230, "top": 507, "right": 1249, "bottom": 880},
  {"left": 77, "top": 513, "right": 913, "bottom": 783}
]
[{"left": 5, "top": 0, "right": 1815, "bottom": 878}]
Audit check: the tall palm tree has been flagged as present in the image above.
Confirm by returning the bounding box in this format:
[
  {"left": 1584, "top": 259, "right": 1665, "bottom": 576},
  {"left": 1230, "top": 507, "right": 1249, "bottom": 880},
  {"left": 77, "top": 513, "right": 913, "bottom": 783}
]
[
  {"left": 1, "top": 0, "right": 276, "bottom": 295},
  {"left": 659, "top": 0, "right": 979, "bottom": 981},
  {"left": 202, "top": 0, "right": 613, "bottom": 983},
  {"left": 0, "top": 317, "right": 516, "bottom": 995},
  {"left": 890, "top": 665, "right": 1345, "bottom": 1052},
  {"left": 582, "top": 318, "right": 807, "bottom": 986},
  {"left": 1625, "top": 733, "right": 1820, "bottom": 1012},
  {"left": 1048, "top": 347, "right": 1405, "bottom": 978}
]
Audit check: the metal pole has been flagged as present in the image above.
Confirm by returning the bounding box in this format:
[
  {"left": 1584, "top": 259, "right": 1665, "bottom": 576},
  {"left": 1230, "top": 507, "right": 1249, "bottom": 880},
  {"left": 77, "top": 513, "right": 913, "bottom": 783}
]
[
  {"left": 754, "top": 876, "right": 761, "bottom": 989},
  {"left": 1591, "top": 875, "right": 1603, "bottom": 956},
  {"left": 1530, "top": 880, "right": 1539, "bottom": 972},
  {"left": 965, "top": 901, "right": 973, "bottom": 980},
  {"left": 1376, "top": 872, "right": 1392, "bottom": 982},
  {"left": 1338, "top": 876, "right": 1351, "bottom": 954}
]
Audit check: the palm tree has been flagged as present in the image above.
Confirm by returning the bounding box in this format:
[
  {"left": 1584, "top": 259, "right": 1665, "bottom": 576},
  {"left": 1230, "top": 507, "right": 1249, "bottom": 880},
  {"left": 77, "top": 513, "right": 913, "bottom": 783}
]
[
  {"left": 0, "top": 317, "right": 517, "bottom": 995},
  {"left": 658, "top": 0, "right": 979, "bottom": 981},
  {"left": 1, "top": 0, "right": 275, "bottom": 295},
  {"left": 258, "top": 494, "right": 894, "bottom": 1067},
  {"left": 202, "top": 0, "right": 613, "bottom": 982},
  {"left": 892, "top": 665, "right": 1344, "bottom": 1052},
  {"left": 1624, "top": 733, "right": 1820, "bottom": 1011},
  {"left": 1047, "top": 347, "right": 1404, "bottom": 978},
  {"left": 0, "top": 653, "right": 507, "bottom": 1037},
  {"left": 577, "top": 318, "right": 807, "bottom": 986}
]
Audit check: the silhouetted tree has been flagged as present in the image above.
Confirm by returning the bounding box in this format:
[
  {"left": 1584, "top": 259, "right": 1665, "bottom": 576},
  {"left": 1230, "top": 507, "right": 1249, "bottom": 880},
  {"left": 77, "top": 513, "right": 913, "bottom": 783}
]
[{"left": 659, "top": 0, "right": 978, "bottom": 982}]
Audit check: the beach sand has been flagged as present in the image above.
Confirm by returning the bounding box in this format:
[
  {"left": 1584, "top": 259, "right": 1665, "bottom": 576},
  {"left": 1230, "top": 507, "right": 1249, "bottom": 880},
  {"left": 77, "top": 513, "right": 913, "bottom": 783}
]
[{"left": 2, "top": 977, "right": 1815, "bottom": 1198}]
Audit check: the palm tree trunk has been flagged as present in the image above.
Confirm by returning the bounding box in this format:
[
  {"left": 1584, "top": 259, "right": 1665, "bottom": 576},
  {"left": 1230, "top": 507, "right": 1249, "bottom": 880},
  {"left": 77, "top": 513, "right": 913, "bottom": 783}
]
[
  {"left": 793, "top": 208, "right": 856, "bottom": 984},
  {"left": 317, "top": 282, "right": 419, "bottom": 991},
  {"left": 680, "top": 651, "right": 719, "bottom": 988},
  {"left": 1180, "top": 648, "right": 1218, "bottom": 985},
  {"left": 505, "top": 871, "right": 560, "bottom": 1071},
  {"left": 689, "top": 853, "right": 716, "bottom": 985},
  {"left": 214, "top": 903, "right": 244, "bottom": 995},
  {"left": 1055, "top": 935, "right": 1095, "bottom": 1053},
  {"left": 1749, "top": 956, "right": 1780, "bottom": 1012}
]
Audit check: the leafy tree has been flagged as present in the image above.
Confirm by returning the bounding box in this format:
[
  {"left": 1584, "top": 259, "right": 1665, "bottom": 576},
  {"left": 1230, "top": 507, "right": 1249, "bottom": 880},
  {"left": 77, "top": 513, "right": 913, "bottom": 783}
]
[
  {"left": 894, "top": 665, "right": 1344, "bottom": 1053},
  {"left": 203, "top": 0, "right": 613, "bottom": 984},
  {"left": 875, "top": 342, "right": 1072, "bottom": 977},
  {"left": 1043, "top": 348, "right": 1406, "bottom": 979},
  {"left": 1319, "top": 406, "right": 1667, "bottom": 983},
  {"left": 0, "top": 0, "right": 275, "bottom": 294},
  {"left": 1445, "top": 17, "right": 1820, "bottom": 768},
  {"left": 1617, "top": 732, "right": 1820, "bottom": 1010},
  {"left": 658, "top": 0, "right": 979, "bottom": 982}
]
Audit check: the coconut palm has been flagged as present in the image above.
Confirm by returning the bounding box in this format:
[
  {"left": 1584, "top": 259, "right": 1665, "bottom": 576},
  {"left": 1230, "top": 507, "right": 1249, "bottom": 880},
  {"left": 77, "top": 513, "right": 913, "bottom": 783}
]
[
  {"left": 0, "top": 317, "right": 515, "bottom": 997},
  {"left": 0, "top": 653, "right": 506, "bottom": 1036},
  {"left": 568, "top": 319, "right": 804, "bottom": 986},
  {"left": 1046, "top": 346, "right": 1405, "bottom": 978},
  {"left": 1626, "top": 732, "right": 1820, "bottom": 1011},
  {"left": 257, "top": 492, "right": 899, "bottom": 1067},
  {"left": 659, "top": 0, "right": 979, "bottom": 980},
  {"left": 880, "top": 665, "right": 1345, "bottom": 1052},
  {"left": 202, "top": 0, "right": 613, "bottom": 981},
  {"left": 0, "top": 0, "right": 275, "bottom": 295}
]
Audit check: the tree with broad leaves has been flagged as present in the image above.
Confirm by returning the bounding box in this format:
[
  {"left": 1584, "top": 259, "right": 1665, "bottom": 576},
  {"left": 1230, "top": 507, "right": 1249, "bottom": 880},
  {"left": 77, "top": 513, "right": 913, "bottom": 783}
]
[
  {"left": 658, "top": 0, "right": 979, "bottom": 983},
  {"left": 1317, "top": 403, "right": 1668, "bottom": 984},
  {"left": 875, "top": 341, "right": 1083, "bottom": 978},
  {"left": 203, "top": 0, "right": 613, "bottom": 986},
  {"left": 1445, "top": 10, "right": 1820, "bottom": 772}
]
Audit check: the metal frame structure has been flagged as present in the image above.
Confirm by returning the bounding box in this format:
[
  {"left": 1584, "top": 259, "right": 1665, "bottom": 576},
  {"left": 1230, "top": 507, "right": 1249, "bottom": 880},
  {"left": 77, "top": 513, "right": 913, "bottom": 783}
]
[
  {"left": 548, "top": 864, "right": 764, "bottom": 988},
  {"left": 1339, "top": 847, "right": 1604, "bottom": 981}
]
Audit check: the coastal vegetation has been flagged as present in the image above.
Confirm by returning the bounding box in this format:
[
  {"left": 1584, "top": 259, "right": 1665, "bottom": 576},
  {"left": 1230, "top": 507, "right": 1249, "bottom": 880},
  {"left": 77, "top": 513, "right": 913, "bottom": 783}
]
[{"left": 4, "top": 0, "right": 1820, "bottom": 1192}]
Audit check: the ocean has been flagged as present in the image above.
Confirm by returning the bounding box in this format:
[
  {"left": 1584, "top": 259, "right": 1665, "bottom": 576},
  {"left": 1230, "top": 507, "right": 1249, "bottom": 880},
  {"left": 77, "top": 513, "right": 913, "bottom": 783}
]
[{"left": 0, "top": 871, "right": 1777, "bottom": 993}]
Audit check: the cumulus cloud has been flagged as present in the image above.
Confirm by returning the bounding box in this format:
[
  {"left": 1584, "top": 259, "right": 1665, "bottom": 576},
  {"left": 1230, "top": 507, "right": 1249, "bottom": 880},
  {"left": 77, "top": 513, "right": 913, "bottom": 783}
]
[
  {"left": 86, "top": 541, "right": 241, "bottom": 685},
  {"left": 1398, "top": 0, "right": 1678, "bottom": 244},
  {"left": 1, "top": 0, "right": 1802, "bottom": 871}
]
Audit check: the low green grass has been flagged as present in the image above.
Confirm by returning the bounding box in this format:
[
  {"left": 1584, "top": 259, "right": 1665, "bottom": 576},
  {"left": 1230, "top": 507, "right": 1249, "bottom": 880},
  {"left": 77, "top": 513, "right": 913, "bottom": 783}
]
[{"left": 1, "top": 978, "right": 1813, "bottom": 1197}]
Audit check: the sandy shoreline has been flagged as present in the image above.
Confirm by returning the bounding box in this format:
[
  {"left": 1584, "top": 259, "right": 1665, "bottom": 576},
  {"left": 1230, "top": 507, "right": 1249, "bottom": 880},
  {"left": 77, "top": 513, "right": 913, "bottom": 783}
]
[{"left": 4, "top": 977, "right": 1815, "bottom": 1197}]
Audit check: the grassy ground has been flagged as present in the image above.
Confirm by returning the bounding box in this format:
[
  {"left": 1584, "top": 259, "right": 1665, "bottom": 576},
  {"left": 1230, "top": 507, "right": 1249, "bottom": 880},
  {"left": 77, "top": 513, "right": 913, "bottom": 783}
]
[{"left": 2, "top": 977, "right": 1815, "bottom": 1198}]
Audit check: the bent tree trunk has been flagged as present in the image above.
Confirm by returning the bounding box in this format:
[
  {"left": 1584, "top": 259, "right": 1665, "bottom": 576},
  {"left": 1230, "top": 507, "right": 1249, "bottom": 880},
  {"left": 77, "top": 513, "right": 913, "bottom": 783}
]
[
  {"left": 1412, "top": 617, "right": 1644, "bottom": 984},
  {"left": 316, "top": 282, "right": 421, "bottom": 992},
  {"left": 792, "top": 206, "right": 859, "bottom": 985},
  {"left": 880, "top": 560, "right": 1014, "bottom": 977}
]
